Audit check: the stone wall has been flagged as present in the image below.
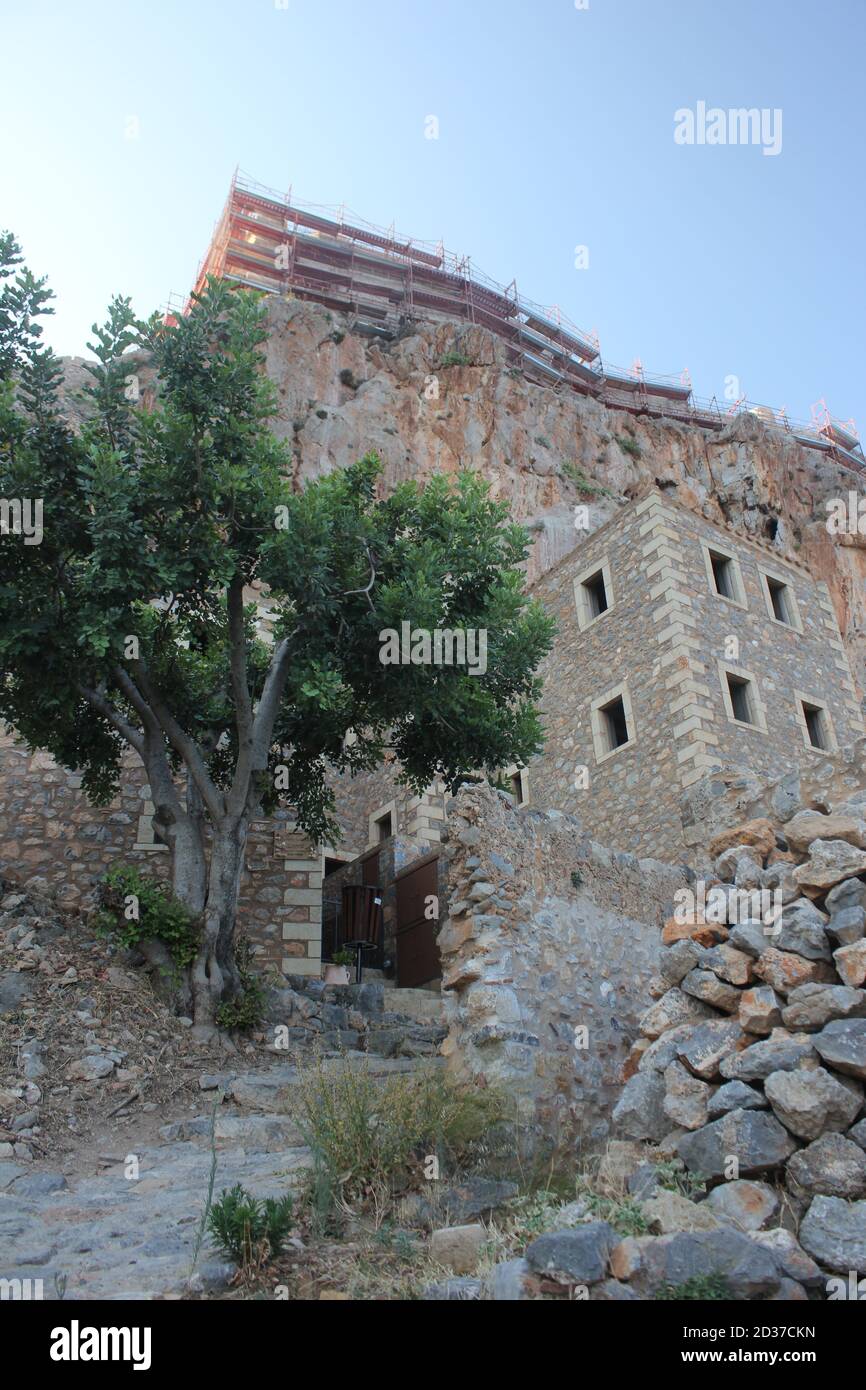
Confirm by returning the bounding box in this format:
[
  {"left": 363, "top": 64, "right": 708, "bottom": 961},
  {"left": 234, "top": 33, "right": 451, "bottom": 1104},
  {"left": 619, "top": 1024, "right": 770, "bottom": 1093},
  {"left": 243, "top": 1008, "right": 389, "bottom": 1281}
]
[
  {"left": 527, "top": 490, "right": 865, "bottom": 861},
  {"left": 439, "top": 784, "right": 687, "bottom": 1148},
  {"left": 0, "top": 737, "right": 323, "bottom": 977}
]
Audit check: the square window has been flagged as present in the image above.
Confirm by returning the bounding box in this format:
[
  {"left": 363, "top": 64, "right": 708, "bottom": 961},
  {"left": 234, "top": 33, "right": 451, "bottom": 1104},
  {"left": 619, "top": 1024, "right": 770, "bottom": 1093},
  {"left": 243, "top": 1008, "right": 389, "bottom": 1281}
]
[
  {"left": 709, "top": 550, "right": 735, "bottom": 599},
  {"left": 583, "top": 570, "right": 609, "bottom": 618},
  {"left": 726, "top": 673, "right": 755, "bottom": 725},
  {"left": 601, "top": 695, "right": 630, "bottom": 751},
  {"left": 766, "top": 578, "right": 791, "bottom": 624},
  {"left": 374, "top": 811, "right": 393, "bottom": 842}
]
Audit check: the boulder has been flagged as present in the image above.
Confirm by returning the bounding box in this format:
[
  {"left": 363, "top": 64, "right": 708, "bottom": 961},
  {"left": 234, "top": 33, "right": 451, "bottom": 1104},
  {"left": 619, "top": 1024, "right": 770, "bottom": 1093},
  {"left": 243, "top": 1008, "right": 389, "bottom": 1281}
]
[
  {"left": 680, "top": 969, "right": 740, "bottom": 1014},
  {"left": 799, "top": 1196, "right": 866, "bottom": 1274},
  {"left": 488, "top": 1257, "right": 531, "bottom": 1301},
  {"left": 719, "top": 1030, "right": 816, "bottom": 1082},
  {"left": 639, "top": 987, "right": 715, "bottom": 1040},
  {"left": 715, "top": 847, "right": 762, "bottom": 886},
  {"left": 703, "top": 1180, "right": 779, "bottom": 1232},
  {"left": 781, "top": 983, "right": 866, "bottom": 1031},
  {"left": 793, "top": 840, "right": 866, "bottom": 893},
  {"left": 429, "top": 1223, "right": 487, "bottom": 1275},
  {"left": 739, "top": 986, "right": 783, "bottom": 1035},
  {"left": 849, "top": 1118, "right": 866, "bottom": 1150},
  {"left": 752, "top": 947, "right": 833, "bottom": 995},
  {"left": 828, "top": 905, "right": 866, "bottom": 946},
  {"left": 783, "top": 811, "right": 866, "bottom": 852},
  {"left": 708, "top": 820, "right": 776, "bottom": 861},
  {"left": 786, "top": 1133, "right": 866, "bottom": 1201},
  {"left": 524, "top": 1222, "right": 615, "bottom": 1286},
  {"left": 749, "top": 1227, "right": 823, "bottom": 1288},
  {"left": 640, "top": 1190, "right": 720, "bottom": 1234},
  {"left": 707, "top": 1080, "right": 768, "bottom": 1117},
  {"left": 771, "top": 899, "right": 833, "bottom": 963},
  {"left": 612, "top": 1070, "right": 669, "bottom": 1141},
  {"left": 631, "top": 1227, "right": 780, "bottom": 1299},
  {"left": 659, "top": 938, "right": 706, "bottom": 986},
  {"left": 701, "top": 943, "right": 753, "bottom": 987},
  {"left": 764, "top": 1066, "right": 862, "bottom": 1141},
  {"left": 813, "top": 1018, "right": 866, "bottom": 1080},
  {"left": 662, "top": 1061, "right": 713, "bottom": 1131},
  {"left": 676, "top": 1020, "right": 744, "bottom": 1080},
  {"left": 729, "top": 922, "right": 773, "bottom": 958},
  {"left": 677, "top": 1108, "right": 797, "bottom": 1177},
  {"left": 834, "top": 941, "right": 866, "bottom": 989}
]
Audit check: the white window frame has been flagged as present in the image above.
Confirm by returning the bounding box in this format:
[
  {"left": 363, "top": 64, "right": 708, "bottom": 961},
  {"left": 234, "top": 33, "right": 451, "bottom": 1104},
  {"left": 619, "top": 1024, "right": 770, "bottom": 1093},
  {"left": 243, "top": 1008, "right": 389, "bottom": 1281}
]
[
  {"left": 590, "top": 681, "right": 635, "bottom": 764},
  {"left": 573, "top": 556, "right": 615, "bottom": 632},
  {"left": 718, "top": 660, "right": 768, "bottom": 733},
  {"left": 702, "top": 540, "right": 747, "bottom": 609}
]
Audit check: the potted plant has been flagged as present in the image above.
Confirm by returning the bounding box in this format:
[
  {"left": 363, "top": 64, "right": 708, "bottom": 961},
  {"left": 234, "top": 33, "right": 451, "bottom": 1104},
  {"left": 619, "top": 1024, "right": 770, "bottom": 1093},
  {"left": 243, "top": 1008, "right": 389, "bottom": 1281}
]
[{"left": 324, "top": 948, "right": 353, "bottom": 986}]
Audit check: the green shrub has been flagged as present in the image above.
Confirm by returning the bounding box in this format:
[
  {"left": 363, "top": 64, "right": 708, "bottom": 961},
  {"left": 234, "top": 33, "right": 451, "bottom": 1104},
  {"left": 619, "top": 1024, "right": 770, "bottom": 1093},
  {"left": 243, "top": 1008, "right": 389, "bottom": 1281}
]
[
  {"left": 207, "top": 1184, "right": 294, "bottom": 1268},
  {"left": 215, "top": 935, "right": 265, "bottom": 1032},
  {"left": 95, "top": 865, "right": 198, "bottom": 972},
  {"left": 290, "top": 1054, "right": 506, "bottom": 1214},
  {"left": 615, "top": 433, "right": 642, "bottom": 458},
  {"left": 560, "top": 460, "right": 613, "bottom": 498},
  {"left": 656, "top": 1273, "right": 731, "bottom": 1300},
  {"left": 535, "top": 434, "right": 552, "bottom": 449},
  {"left": 440, "top": 350, "right": 471, "bottom": 368}
]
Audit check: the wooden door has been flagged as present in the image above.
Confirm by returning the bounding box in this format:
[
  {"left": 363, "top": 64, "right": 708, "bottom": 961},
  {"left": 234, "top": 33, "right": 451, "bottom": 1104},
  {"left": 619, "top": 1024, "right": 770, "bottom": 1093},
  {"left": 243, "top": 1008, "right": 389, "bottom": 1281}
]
[{"left": 395, "top": 853, "right": 441, "bottom": 988}]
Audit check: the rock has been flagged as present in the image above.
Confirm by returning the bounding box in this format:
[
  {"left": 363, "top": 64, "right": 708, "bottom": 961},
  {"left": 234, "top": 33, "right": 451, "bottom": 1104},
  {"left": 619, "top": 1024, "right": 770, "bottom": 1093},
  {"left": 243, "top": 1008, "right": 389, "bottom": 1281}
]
[
  {"left": 719, "top": 1030, "right": 815, "bottom": 1081},
  {"left": 729, "top": 922, "right": 774, "bottom": 958},
  {"left": 429, "top": 1223, "right": 487, "bottom": 1275},
  {"left": 611, "top": 1070, "right": 669, "bottom": 1141},
  {"left": 9, "top": 1171, "right": 67, "bottom": 1196},
  {"left": 707, "top": 1081, "right": 767, "bottom": 1117},
  {"left": 709, "top": 820, "right": 776, "bottom": 861},
  {"left": 764, "top": 1066, "right": 862, "bottom": 1141},
  {"left": 753, "top": 948, "right": 833, "bottom": 995},
  {"left": 676, "top": 1020, "right": 744, "bottom": 1080},
  {"left": 639, "top": 987, "right": 714, "bottom": 1039},
  {"left": 663, "top": 1061, "right": 713, "bottom": 1131},
  {"left": 632, "top": 1227, "right": 781, "bottom": 1299},
  {"left": 641, "top": 1190, "right": 720, "bottom": 1234},
  {"left": 827, "top": 876, "right": 866, "bottom": 914},
  {"left": 772, "top": 899, "right": 833, "bottom": 962},
  {"left": 782, "top": 983, "right": 866, "bottom": 1031},
  {"left": 739, "top": 986, "right": 783, "bottom": 1035},
  {"left": 762, "top": 861, "right": 801, "bottom": 906},
  {"left": 423, "top": 1277, "right": 483, "bottom": 1300},
  {"left": 609, "top": 1235, "right": 652, "bottom": 1281},
  {"left": 715, "top": 846, "right": 763, "bottom": 885},
  {"left": 677, "top": 1109, "right": 797, "bottom": 1177},
  {"left": 849, "top": 1118, "right": 866, "bottom": 1150},
  {"left": 769, "top": 1278, "right": 808, "bottom": 1300},
  {"left": 0, "top": 971, "right": 36, "bottom": 1015},
  {"left": 439, "top": 1177, "right": 518, "bottom": 1224},
  {"left": 834, "top": 941, "right": 866, "bottom": 989},
  {"left": 524, "top": 1222, "right": 615, "bottom": 1286},
  {"left": 680, "top": 969, "right": 740, "bottom": 1013},
  {"left": 786, "top": 1133, "right": 866, "bottom": 1200},
  {"left": 750, "top": 1228, "right": 823, "bottom": 1287},
  {"left": 701, "top": 943, "right": 753, "bottom": 987},
  {"left": 626, "top": 1164, "right": 662, "bottom": 1200},
  {"left": 66, "top": 1055, "right": 115, "bottom": 1081},
  {"left": 659, "top": 938, "right": 705, "bottom": 986},
  {"left": 661, "top": 916, "right": 724, "bottom": 948},
  {"left": 784, "top": 812, "right": 866, "bottom": 852},
  {"left": 703, "top": 1180, "right": 779, "bottom": 1232},
  {"left": 812, "top": 1018, "right": 866, "bottom": 1079},
  {"left": 488, "top": 1257, "right": 531, "bottom": 1301},
  {"left": 799, "top": 1196, "right": 866, "bottom": 1274},
  {"left": 592, "top": 1278, "right": 637, "bottom": 1301},
  {"left": 828, "top": 906, "right": 866, "bottom": 946},
  {"left": 638, "top": 1023, "right": 704, "bottom": 1075},
  {"left": 793, "top": 840, "right": 866, "bottom": 892},
  {"left": 596, "top": 1140, "right": 647, "bottom": 1190}
]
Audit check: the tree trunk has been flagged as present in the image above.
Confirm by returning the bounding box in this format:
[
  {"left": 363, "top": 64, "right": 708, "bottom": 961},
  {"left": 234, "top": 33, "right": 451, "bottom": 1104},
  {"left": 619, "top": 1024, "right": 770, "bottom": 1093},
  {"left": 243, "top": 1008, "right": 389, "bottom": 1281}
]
[{"left": 190, "top": 816, "right": 248, "bottom": 1037}]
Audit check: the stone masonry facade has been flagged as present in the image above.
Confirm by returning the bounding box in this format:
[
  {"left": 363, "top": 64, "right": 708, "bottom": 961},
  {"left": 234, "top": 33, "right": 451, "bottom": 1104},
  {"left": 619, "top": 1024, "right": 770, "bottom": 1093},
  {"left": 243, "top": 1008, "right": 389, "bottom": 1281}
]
[{"left": 527, "top": 489, "right": 865, "bottom": 861}]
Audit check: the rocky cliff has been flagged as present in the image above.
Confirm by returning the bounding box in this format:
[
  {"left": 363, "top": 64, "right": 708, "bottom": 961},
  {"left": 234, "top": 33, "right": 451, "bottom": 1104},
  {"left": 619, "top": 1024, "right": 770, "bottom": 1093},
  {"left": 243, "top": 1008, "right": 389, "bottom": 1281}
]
[{"left": 58, "top": 296, "right": 866, "bottom": 694}]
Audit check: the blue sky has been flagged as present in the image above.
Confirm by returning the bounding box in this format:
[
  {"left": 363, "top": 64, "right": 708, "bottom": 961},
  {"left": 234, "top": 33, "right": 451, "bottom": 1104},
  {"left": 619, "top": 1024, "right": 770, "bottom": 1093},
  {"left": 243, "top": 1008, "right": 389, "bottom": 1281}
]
[{"left": 3, "top": 0, "right": 864, "bottom": 429}]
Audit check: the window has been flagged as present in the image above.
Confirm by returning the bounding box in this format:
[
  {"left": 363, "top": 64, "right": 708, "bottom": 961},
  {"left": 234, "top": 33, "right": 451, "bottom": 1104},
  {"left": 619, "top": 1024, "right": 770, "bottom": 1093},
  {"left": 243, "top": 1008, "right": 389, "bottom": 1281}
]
[
  {"left": 590, "top": 682, "right": 635, "bottom": 762},
  {"left": 702, "top": 542, "right": 746, "bottom": 607},
  {"left": 727, "top": 673, "right": 754, "bottom": 724},
  {"left": 718, "top": 661, "right": 767, "bottom": 732},
  {"left": 795, "top": 693, "right": 836, "bottom": 753},
  {"left": 759, "top": 569, "right": 802, "bottom": 631},
  {"left": 602, "top": 696, "right": 629, "bottom": 750},
  {"left": 375, "top": 811, "right": 393, "bottom": 841},
  {"left": 504, "top": 765, "right": 529, "bottom": 806},
  {"left": 574, "top": 557, "right": 615, "bottom": 631}
]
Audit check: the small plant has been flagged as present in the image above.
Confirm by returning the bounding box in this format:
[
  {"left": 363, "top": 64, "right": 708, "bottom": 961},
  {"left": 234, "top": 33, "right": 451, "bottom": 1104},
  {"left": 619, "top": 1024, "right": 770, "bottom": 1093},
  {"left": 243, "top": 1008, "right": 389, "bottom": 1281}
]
[
  {"left": 331, "top": 947, "right": 354, "bottom": 967},
  {"left": 339, "top": 367, "right": 360, "bottom": 389},
  {"left": 440, "top": 349, "right": 471, "bottom": 368},
  {"left": 570, "top": 869, "right": 584, "bottom": 889},
  {"left": 560, "top": 460, "right": 614, "bottom": 498},
  {"left": 207, "top": 1183, "right": 294, "bottom": 1268},
  {"left": 615, "top": 433, "right": 642, "bottom": 459},
  {"left": 315, "top": 408, "right": 328, "bottom": 419},
  {"left": 331, "top": 329, "right": 345, "bottom": 344},
  {"left": 95, "top": 865, "right": 198, "bottom": 974},
  {"left": 652, "top": 1159, "right": 707, "bottom": 1201},
  {"left": 656, "top": 1273, "right": 731, "bottom": 1300},
  {"left": 535, "top": 434, "right": 552, "bottom": 449},
  {"left": 215, "top": 935, "right": 265, "bottom": 1031},
  {"left": 574, "top": 1181, "right": 651, "bottom": 1237}
]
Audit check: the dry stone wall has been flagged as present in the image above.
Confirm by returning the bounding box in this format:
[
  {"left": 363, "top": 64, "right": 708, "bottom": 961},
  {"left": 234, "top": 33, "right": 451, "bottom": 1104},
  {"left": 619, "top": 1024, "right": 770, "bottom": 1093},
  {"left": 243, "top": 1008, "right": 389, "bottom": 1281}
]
[{"left": 439, "top": 784, "right": 686, "bottom": 1148}]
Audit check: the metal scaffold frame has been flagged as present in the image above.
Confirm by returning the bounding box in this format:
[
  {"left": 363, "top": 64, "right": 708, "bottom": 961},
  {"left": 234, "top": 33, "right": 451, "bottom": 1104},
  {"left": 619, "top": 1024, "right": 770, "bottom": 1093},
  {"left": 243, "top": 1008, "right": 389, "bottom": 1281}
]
[{"left": 180, "top": 171, "right": 865, "bottom": 478}]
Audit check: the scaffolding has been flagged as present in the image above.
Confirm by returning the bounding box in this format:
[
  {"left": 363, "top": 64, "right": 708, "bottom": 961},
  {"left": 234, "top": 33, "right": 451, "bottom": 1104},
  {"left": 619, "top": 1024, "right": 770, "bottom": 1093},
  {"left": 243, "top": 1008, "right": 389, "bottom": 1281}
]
[{"left": 187, "top": 171, "right": 865, "bottom": 478}]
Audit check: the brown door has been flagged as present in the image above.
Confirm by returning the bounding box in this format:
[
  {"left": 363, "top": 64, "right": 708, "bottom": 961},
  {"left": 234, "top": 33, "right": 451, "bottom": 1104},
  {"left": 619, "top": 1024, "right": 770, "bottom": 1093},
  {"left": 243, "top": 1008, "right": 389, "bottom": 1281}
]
[{"left": 395, "top": 854, "right": 441, "bottom": 988}]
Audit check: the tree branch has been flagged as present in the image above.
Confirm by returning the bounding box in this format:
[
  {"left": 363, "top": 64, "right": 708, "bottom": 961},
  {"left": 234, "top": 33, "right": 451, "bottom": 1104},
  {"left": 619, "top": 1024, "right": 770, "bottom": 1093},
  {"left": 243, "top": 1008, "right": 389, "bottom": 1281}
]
[
  {"left": 227, "top": 575, "right": 254, "bottom": 745},
  {"left": 131, "top": 662, "right": 226, "bottom": 823},
  {"left": 77, "top": 683, "right": 145, "bottom": 757}
]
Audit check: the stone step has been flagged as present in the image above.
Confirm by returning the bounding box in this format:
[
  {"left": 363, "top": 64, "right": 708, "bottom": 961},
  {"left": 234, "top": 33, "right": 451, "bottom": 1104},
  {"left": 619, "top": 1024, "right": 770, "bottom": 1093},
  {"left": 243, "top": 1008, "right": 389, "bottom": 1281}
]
[{"left": 381, "top": 986, "right": 446, "bottom": 1025}]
